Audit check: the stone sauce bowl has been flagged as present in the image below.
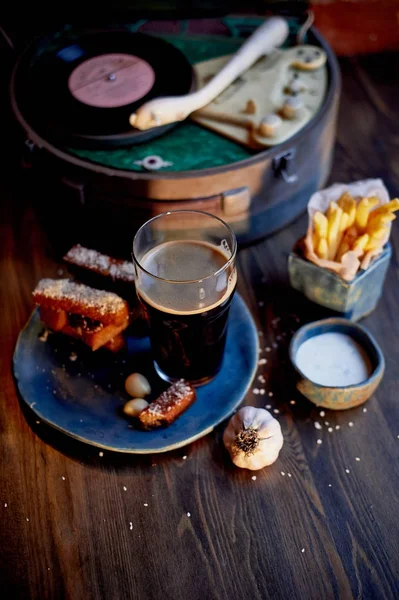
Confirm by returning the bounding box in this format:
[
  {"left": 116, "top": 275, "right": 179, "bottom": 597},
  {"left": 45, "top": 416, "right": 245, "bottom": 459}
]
[{"left": 289, "top": 318, "right": 385, "bottom": 410}]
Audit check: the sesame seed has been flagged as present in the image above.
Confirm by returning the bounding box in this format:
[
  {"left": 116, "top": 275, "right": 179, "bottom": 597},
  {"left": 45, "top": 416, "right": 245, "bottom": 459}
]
[
  {"left": 265, "top": 347, "right": 271, "bottom": 352},
  {"left": 328, "top": 484, "right": 332, "bottom": 487},
  {"left": 253, "top": 388, "right": 260, "bottom": 395},
  {"left": 290, "top": 400, "right": 296, "bottom": 405},
  {"left": 143, "top": 503, "right": 148, "bottom": 507},
  {"left": 317, "top": 439, "right": 322, "bottom": 445},
  {"left": 269, "top": 392, "right": 273, "bottom": 397},
  {"left": 328, "top": 427, "right": 333, "bottom": 433},
  {"left": 258, "top": 301, "right": 264, "bottom": 307},
  {"left": 281, "top": 471, "right": 285, "bottom": 476},
  {"left": 320, "top": 411, "right": 325, "bottom": 417},
  {"left": 363, "top": 407, "right": 368, "bottom": 413},
  {"left": 26, "top": 518, "right": 29, "bottom": 522},
  {"left": 4, "top": 503, "right": 7, "bottom": 508},
  {"left": 258, "top": 358, "right": 267, "bottom": 365},
  {"left": 355, "top": 457, "right": 361, "bottom": 461},
  {"left": 273, "top": 409, "right": 280, "bottom": 414},
  {"left": 314, "top": 421, "right": 322, "bottom": 430},
  {"left": 287, "top": 473, "right": 292, "bottom": 478},
  {"left": 129, "top": 522, "right": 133, "bottom": 530},
  {"left": 182, "top": 455, "right": 187, "bottom": 460},
  {"left": 348, "top": 422, "right": 354, "bottom": 427},
  {"left": 335, "top": 425, "right": 340, "bottom": 430},
  {"left": 123, "top": 486, "right": 127, "bottom": 491},
  {"left": 324, "top": 421, "right": 330, "bottom": 426},
  {"left": 251, "top": 475, "right": 257, "bottom": 481},
  {"left": 36, "top": 421, "right": 40, "bottom": 425},
  {"left": 61, "top": 476, "right": 65, "bottom": 481},
  {"left": 301, "top": 548, "right": 305, "bottom": 553},
  {"left": 345, "top": 469, "right": 350, "bottom": 474},
  {"left": 266, "top": 404, "right": 272, "bottom": 409},
  {"left": 187, "top": 512, "right": 191, "bottom": 517},
  {"left": 260, "top": 389, "right": 265, "bottom": 395}
]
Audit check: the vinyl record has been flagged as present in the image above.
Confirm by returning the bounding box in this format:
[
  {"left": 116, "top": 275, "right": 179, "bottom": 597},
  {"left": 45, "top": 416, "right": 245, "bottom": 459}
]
[{"left": 13, "top": 29, "right": 195, "bottom": 147}]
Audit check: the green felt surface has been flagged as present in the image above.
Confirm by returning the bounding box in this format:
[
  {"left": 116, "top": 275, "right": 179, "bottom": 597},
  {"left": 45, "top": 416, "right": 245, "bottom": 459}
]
[{"left": 61, "top": 21, "right": 301, "bottom": 172}]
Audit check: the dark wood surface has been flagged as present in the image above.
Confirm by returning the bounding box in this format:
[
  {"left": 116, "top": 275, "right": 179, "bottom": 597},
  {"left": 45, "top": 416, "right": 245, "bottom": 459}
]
[{"left": 1, "top": 52, "right": 399, "bottom": 600}]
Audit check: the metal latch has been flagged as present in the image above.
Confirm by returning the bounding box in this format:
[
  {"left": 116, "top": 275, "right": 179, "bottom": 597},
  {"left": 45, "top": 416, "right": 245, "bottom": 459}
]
[
  {"left": 273, "top": 149, "right": 298, "bottom": 184},
  {"left": 221, "top": 186, "right": 251, "bottom": 216}
]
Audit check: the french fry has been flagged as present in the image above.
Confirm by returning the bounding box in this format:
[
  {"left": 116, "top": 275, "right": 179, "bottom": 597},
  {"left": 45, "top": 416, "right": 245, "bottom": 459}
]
[
  {"left": 317, "top": 238, "right": 328, "bottom": 260},
  {"left": 339, "top": 212, "right": 349, "bottom": 233},
  {"left": 327, "top": 205, "right": 343, "bottom": 260},
  {"left": 337, "top": 191, "right": 353, "bottom": 211},
  {"left": 329, "top": 212, "right": 350, "bottom": 261},
  {"left": 366, "top": 196, "right": 379, "bottom": 208},
  {"left": 364, "top": 226, "right": 389, "bottom": 251},
  {"left": 313, "top": 211, "right": 328, "bottom": 239},
  {"left": 352, "top": 233, "right": 369, "bottom": 254},
  {"left": 327, "top": 201, "right": 339, "bottom": 218},
  {"left": 355, "top": 198, "right": 369, "bottom": 230},
  {"left": 367, "top": 212, "right": 396, "bottom": 231},
  {"left": 346, "top": 200, "right": 357, "bottom": 228},
  {"left": 345, "top": 225, "right": 359, "bottom": 245},
  {"left": 355, "top": 197, "right": 378, "bottom": 231},
  {"left": 336, "top": 239, "right": 351, "bottom": 262},
  {"left": 337, "top": 192, "right": 356, "bottom": 227},
  {"left": 368, "top": 198, "right": 399, "bottom": 219}
]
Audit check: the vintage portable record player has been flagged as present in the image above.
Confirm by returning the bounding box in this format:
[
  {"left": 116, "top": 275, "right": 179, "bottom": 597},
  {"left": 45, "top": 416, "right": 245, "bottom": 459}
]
[{"left": 10, "top": 9, "right": 340, "bottom": 252}]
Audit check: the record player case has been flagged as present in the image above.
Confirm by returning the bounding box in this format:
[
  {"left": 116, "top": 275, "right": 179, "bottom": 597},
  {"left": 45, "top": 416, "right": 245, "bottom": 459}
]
[{"left": 10, "top": 14, "right": 340, "bottom": 254}]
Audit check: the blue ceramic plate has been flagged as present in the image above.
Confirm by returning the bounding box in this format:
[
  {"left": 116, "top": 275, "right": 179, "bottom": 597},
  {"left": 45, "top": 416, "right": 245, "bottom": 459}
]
[{"left": 13, "top": 294, "right": 258, "bottom": 453}]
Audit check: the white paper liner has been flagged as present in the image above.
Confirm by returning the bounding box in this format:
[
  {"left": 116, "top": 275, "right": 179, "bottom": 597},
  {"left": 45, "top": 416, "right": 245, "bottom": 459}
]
[{"left": 304, "top": 179, "right": 391, "bottom": 281}]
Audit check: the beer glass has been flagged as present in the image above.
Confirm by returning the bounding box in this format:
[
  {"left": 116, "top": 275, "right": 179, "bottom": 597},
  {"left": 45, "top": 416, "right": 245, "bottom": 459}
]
[{"left": 133, "top": 210, "right": 237, "bottom": 385}]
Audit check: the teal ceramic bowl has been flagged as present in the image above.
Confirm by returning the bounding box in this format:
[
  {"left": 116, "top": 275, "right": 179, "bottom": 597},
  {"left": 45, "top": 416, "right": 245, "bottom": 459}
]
[
  {"left": 289, "top": 318, "right": 385, "bottom": 410},
  {"left": 288, "top": 243, "right": 392, "bottom": 321}
]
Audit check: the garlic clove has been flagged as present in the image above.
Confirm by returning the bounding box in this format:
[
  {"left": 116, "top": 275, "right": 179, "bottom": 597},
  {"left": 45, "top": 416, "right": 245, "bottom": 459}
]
[
  {"left": 123, "top": 398, "right": 149, "bottom": 417},
  {"left": 125, "top": 373, "right": 151, "bottom": 398}
]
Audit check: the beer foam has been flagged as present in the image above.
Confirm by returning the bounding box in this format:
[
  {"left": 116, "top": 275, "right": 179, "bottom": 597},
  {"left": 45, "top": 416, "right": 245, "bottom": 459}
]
[{"left": 136, "top": 240, "right": 236, "bottom": 315}]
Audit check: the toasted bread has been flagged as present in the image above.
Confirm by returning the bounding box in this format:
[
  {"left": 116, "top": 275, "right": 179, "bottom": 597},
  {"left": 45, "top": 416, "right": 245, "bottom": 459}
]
[
  {"left": 138, "top": 380, "right": 196, "bottom": 429},
  {"left": 33, "top": 279, "right": 129, "bottom": 326},
  {"left": 34, "top": 278, "right": 129, "bottom": 352},
  {"left": 64, "top": 245, "right": 135, "bottom": 283}
]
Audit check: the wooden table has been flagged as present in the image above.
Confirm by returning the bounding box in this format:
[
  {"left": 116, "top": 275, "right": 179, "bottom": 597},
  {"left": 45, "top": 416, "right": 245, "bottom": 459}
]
[{"left": 1, "top": 52, "right": 398, "bottom": 600}]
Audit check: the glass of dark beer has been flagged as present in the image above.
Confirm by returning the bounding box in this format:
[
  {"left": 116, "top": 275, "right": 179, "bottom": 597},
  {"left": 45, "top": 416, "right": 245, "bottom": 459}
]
[{"left": 133, "top": 210, "right": 237, "bottom": 385}]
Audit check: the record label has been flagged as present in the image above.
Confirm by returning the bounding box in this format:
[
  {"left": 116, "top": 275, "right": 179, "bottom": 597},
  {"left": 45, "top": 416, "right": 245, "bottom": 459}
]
[{"left": 68, "top": 53, "right": 155, "bottom": 108}]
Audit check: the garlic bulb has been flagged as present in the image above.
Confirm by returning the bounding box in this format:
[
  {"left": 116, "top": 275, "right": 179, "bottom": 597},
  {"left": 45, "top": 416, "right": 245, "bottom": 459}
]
[{"left": 223, "top": 406, "right": 283, "bottom": 470}]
